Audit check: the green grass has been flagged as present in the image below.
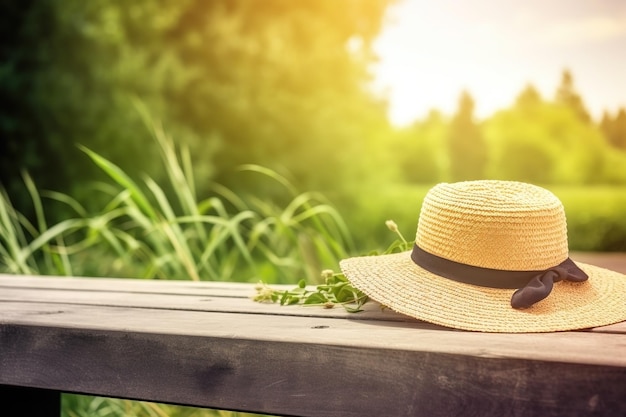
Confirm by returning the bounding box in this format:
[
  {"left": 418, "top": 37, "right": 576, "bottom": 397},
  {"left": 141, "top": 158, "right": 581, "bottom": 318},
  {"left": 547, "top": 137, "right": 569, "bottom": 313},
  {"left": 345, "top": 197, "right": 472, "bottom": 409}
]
[
  {"left": 0, "top": 172, "right": 87, "bottom": 276},
  {"left": 62, "top": 394, "right": 266, "bottom": 417},
  {"left": 1, "top": 124, "right": 353, "bottom": 284}
]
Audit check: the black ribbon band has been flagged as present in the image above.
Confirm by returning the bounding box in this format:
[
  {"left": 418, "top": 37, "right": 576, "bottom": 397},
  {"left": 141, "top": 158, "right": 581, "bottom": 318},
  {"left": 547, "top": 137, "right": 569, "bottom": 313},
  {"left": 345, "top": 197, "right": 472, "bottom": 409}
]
[{"left": 410, "top": 244, "right": 588, "bottom": 309}]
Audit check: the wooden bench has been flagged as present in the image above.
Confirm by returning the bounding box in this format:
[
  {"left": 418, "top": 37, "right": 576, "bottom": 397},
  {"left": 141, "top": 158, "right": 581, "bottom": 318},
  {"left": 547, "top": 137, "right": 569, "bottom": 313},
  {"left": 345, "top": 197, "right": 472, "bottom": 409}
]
[{"left": 1, "top": 253, "right": 626, "bottom": 417}]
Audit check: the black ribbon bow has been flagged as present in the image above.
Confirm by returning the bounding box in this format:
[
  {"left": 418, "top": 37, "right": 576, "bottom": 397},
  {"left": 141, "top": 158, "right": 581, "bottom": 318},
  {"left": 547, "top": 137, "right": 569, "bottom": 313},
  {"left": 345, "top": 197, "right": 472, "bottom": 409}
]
[
  {"left": 510, "top": 265, "right": 589, "bottom": 309},
  {"left": 411, "top": 244, "right": 589, "bottom": 309}
]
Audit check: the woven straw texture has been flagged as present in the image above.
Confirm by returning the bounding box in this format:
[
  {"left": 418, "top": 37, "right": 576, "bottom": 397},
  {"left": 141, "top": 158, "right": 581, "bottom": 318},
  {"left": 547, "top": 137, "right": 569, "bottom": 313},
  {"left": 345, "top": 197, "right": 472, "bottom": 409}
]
[
  {"left": 416, "top": 181, "right": 568, "bottom": 270},
  {"left": 341, "top": 254, "right": 626, "bottom": 332},
  {"left": 340, "top": 180, "right": 626, "bottom": 333}
]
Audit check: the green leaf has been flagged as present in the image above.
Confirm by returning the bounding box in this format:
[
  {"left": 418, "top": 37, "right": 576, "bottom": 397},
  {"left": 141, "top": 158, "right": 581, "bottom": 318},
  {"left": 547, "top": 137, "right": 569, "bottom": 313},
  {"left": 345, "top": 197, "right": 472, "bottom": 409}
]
[
  {"left": 286, "top": 296, "right": 300, "bottom": 306},
  {"left": 79, "top": 145, "right": 157, "bottom": 220},
  {"left": 304, "top": 293, "right": 328, "bottom": 305},
  {"left": 343, "top": 304, "right": 366, "bottom": 313}
]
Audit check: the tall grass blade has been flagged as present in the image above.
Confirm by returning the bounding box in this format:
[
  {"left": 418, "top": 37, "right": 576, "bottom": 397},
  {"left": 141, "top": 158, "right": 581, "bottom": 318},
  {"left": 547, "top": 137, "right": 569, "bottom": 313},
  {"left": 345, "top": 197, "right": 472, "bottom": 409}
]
[
  {"left": 18, "top": 219, "right": 85, "bottom": 266},
  {"left": 52, "top": 235, "right": 74, "bottom": 276},
  {"left": 23, "top": 171, "right": 57, "bottom": 272},
  {"left": 238, "top": 164, "right": 298, "bottom": 196},
  {"left": 79, "top": 145, "right": 157, "bottom": 220},
  {"left": 145, "top": 177, "right": 201, "bottom": 280},
  {"left": 42, "top": 190, "right": 88, "bottom": 217},
  {"left": 0, "top": 187, "right": 37, "bottom": 273}
]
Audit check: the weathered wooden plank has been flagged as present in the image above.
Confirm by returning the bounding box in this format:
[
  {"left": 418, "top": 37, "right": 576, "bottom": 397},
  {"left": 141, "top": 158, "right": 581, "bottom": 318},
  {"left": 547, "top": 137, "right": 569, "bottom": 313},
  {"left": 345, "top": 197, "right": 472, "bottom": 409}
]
[
  {"left": 571, "top": 252, "right": 626, "bottom": 273},
  {"left": 2, "top": 301, "right": 626, "bottom": 367},
  {"left": 2, "top": 285, "right": 625, "bottom": 333},
  {"left": 0, "top": 274, "right": 260, "bottom": 297},
  {"left": 1, "top": 306, "right": 625, "bottom": 417},
  {"left": 589, "top": 320, "right": 626, "bottom": 334},
  {"left": 0, "top": 286, "right": 412, "bottom": 323},
  {"left": 1, "top": 276, "right": 624, "bottom": 333},
  {"left": 2, "top": 270, "right": 626, "bottom": 417}
]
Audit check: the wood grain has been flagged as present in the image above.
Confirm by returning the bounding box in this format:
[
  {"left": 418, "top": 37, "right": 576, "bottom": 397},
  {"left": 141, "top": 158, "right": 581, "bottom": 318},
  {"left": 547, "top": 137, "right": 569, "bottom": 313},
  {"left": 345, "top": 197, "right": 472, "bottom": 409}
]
[
  {"left": 571, "top": 252, "right": 626, "bottom": 273},
  {"left": 1, "top": 272, "right": 626, "bottom": 417},
  {"left": 2, "top": 313, "right": 626, "bottom": 417}
]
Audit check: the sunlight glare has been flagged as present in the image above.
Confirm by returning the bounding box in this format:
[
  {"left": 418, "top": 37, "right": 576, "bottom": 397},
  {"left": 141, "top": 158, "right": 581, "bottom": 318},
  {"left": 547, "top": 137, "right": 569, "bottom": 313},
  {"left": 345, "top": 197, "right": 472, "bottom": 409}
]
[{"left": 372, "top": 0, "right": 626, "bottom": 126}]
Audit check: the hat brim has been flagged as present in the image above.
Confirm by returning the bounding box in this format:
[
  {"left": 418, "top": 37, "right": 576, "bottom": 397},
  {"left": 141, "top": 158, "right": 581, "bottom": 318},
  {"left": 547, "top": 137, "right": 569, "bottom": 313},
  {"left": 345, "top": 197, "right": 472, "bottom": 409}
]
[{"left": 340, "top": 251, "right": 626, "bottom": 333}]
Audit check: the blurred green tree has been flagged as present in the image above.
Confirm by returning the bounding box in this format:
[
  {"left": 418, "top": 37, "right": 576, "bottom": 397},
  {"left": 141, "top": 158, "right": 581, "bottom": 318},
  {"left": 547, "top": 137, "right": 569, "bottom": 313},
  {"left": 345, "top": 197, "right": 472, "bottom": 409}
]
[
  {"left": 485, "top": 85, "right": 555, "bottom": 183},
  {"left": 600, "top": 108, "right": 626, "bottom": 150},
  {"left": 612, "top": 109, "right": 626, "bottom": 150},
  {"left": 393, "top": 110, "right": 446, "bottom": 183},
  {"left": 447, "top": 91, "right": 487, "bottom": 181},
  {"left": 0, "top": 0, "right": 394, "bottom": 217},
  {"left": 485, "top": 84, "right": 610, "bottom": 184},
  {"left": 554, "top": 69, "right": 591, "bottom": 124},
  {"left": 516, "top": 84, "right": 543, "bottom": 110}
]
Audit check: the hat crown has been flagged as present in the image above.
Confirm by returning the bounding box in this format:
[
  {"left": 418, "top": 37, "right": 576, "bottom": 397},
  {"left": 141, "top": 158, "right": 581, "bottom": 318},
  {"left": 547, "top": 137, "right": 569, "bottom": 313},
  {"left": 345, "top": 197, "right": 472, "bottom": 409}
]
[{"left": 415, "top": 180, "right": 568, "bottom": 271}]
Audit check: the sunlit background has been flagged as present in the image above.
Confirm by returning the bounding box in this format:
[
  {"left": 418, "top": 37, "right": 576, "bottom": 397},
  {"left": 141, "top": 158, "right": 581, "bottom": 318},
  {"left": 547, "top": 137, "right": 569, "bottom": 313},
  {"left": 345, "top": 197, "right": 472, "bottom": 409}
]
[
  {"left": 1, "top": 0, "right": 625, "bottom": 253},
  {"left": 1, "top": 2, "right": 626, "bottom": 415},
  {"left": 373, "top": 0, "right": 626, "bottom": 125}
]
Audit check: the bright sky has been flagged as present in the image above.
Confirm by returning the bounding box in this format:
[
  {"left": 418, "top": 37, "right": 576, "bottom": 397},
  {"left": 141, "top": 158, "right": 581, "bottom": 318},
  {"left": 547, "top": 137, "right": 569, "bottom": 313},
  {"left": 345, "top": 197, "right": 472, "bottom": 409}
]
[{"left": 372, "top": 0, "right": 626, "bottom": 126}]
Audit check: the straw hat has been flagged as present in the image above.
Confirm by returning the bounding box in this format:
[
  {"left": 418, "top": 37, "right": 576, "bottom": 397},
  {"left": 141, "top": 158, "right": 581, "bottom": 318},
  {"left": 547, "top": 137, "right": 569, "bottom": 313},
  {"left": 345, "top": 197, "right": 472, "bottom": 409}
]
[{"left": 340, "top": 180, "right": 626, "bottom": 333}]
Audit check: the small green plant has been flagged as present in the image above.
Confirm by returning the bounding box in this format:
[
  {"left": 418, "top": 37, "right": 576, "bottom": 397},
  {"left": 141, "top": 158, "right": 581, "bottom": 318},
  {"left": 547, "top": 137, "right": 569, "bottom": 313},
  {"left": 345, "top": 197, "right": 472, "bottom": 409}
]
[
  {"left": 253, "top": 271, "right": 368, "bottom": 312},
  {"left": 253, "top": 219, "right": 413, "bottom": 311}
]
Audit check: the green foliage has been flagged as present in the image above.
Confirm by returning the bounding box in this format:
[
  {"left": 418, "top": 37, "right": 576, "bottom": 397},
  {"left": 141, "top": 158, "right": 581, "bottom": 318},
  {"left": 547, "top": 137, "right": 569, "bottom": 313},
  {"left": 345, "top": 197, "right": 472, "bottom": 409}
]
[
  {"left": 253, "top": 219, "right": 412, "bottom": 312},
  {"left": 600, "top": 108, "right": 626, "bottom": 150},
  {"left": 447, "top": 91, "right": 487, "bottom": 181},
  {"left": 0, "top": 0, "right": 394, "bottom": 221},
  {"left": 554, "top": 69, "right": 591, "bottom": 124},
  {"left": 551, "top": 186, "right": 626, "bottom": 251},
  {"left": 62, "top": 394, "right": 265, "bottom": 417},
  {"left": 392, "top": 110, "right": 448, "bottom": 183},
  {"left": 484, "top": 88, "right": 616, "bottom": 184},
  {"left": 388, "top": 73, "right": 626, "bottom": 188},
  {"left": 0, "top": 127, "right": 353, "bottom": 283},
  {"left": 0, "top": 172, "right": 86, "bottom": 276},
  {"left": 254, "top": 272, "right": 369, "bottom": 313}
]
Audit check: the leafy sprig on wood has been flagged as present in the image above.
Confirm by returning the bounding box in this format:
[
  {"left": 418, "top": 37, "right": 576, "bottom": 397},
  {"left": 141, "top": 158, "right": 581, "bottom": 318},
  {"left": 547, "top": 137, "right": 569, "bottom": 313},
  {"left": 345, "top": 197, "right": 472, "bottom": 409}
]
[
  {"left": 253, "top": 270, "right": 368, "bottom": 312},
  {"left": 253, "top": 220, "right": 413, "bottom": 312}
]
